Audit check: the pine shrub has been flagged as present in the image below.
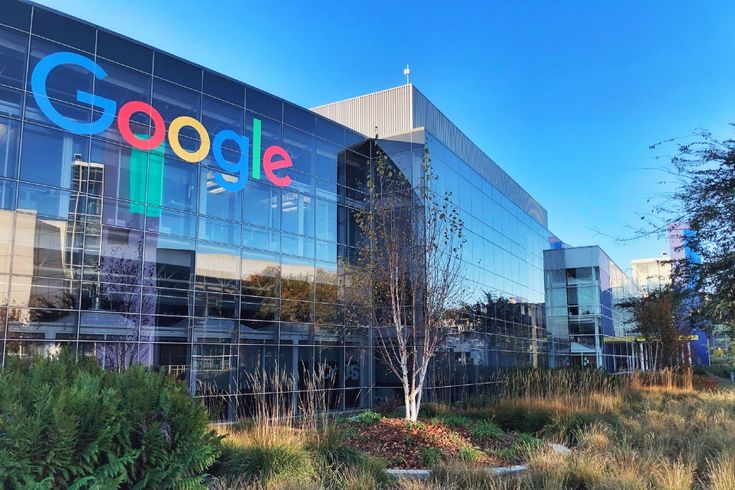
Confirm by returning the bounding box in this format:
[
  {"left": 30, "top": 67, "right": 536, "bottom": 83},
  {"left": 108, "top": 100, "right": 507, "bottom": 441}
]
[{"left": 0, "top": 353, "right": 220, "bottom": 488}]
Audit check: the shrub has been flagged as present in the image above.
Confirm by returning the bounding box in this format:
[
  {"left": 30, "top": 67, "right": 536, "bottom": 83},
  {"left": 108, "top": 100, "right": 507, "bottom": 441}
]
[
  {"left": 692, "top": 374, "right": 719, "bottom": 391},
  {"left": 517, "top": 432, "right": 541, "bottom": 450},
  {"left": 349, "top": 410, "right": 382, "bottom": 425},
  {"left": 491, "top": 404, "right": 554, "bottom": 434},
  {"left": 545, "top": 410, "right": 619, "bottom": 443},
  {"left": 471, "top": 420, "right": 504, "bottom": 440},
  {"left": 309, "top": 423, "right": 363, "bottom": 467},
  {"left": 0, "top": 354, "right": 220, "bottom": 489},
  {"left": 493, "top": 446, "right": 518, "bottom": 461},
  {"left": 457, "top": 446, "right": 480, "bottom": 462},
  {"left": 439, "top": 413, "right": 473, "bottom": 427},
  {"left": 216, "top": 441, "right": 314, "bottom": 484},
  {"left": 418, "top": 403, "right": 450, "bottom": 418},
  {"left": 420, "top": 447, "right": 443, "bottom": 467}
]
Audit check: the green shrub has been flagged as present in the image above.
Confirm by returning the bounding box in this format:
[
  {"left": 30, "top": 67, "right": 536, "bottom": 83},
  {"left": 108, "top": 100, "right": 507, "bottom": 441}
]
[
  {"left": 517, "top": 432, "right": 542, "bottom": 451},
  {"left": 493, "top": 446, "right": 518, "bottom": 461},
  {"left": 421, "top": 447, "right": 443, "bottom": 467},
  {"left": 492, "top": 404, "right": 554, "bottom": 433},
  {"left": 457, "top": 446, "right": 480, "bottom": 462},
  {"left": 419, "top": 403, "right": 449, "bottom": 417},
  {"left": 0, "top": 353, "right": 220, "bottom": 488},
  {"left": 309, "top": 424, "right": 363, "bottom": 467},
  {"left": 471, "top": 420, "right": 504, "bottom": 440},
  {"left": 349, "top": 410, "right": 382, "bottom": 425},
  {"left": 216, "top": 442, "right": 314, "bottom": 484},
  {"left": 439, "top": 413, "right": 474, "bottom": 427},
  {"left": 546, "top": 411, "right": 619, "bottom": 443}
]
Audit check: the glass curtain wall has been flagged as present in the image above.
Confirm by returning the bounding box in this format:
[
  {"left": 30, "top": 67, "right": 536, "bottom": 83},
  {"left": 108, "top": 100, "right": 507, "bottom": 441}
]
[
  {"left": 0, "top": 0, "right": 372, "bottom": 420},
  {"left": 369, "top": 131, "right": 553, "bottom": 404}
]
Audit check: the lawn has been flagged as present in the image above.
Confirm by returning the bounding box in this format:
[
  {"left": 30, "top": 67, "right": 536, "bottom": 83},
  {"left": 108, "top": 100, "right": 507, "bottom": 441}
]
[{"left": 206, "top": 369, "right": 735, "bottom": 489}]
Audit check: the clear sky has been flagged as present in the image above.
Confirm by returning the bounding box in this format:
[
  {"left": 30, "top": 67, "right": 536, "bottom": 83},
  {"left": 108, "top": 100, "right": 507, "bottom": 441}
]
[{"left": 35, "top": 0, "right": 735, "bottom": 272}]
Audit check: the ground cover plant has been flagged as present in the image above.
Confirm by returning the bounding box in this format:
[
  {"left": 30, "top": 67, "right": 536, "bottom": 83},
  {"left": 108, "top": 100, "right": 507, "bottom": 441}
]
[
  {"left": 0, "top": 354, "right": 220, "bottom": 489},
  {"left": 341, "top": 413, "right": 533, "bottom": 469}
]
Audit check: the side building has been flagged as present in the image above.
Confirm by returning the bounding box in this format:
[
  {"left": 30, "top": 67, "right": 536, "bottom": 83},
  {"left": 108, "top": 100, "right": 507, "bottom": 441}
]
[
  {"left": 544, "top": 246, "right": 639, "bottom": 371},
  {"left": 631, "top": 254, "right": 671, "bottom": 293}
]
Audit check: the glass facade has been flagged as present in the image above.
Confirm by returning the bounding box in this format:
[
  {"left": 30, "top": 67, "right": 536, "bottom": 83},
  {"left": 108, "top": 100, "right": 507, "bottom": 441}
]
[
  {"left": 1, "top": 0, "right": 563, "bottom": 417},
  {"left": 0, "top": 0, "right": 374, "bottom": 419},
  {"left": 369, "top": 132, "right": 553, "bottom": 403}
]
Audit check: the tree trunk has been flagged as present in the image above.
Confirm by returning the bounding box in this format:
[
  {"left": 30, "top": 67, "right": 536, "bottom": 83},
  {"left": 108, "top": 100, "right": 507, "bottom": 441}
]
[{"left": 402, "top": 384, "right": 421, "bottom": 421}]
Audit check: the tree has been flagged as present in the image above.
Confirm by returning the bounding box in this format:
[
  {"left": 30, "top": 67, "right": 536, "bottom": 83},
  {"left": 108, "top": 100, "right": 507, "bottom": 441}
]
[
  {"left": 647, "top": 128, "right": 735, "bottom": 336},
  {"left": 620, "top": 285, "right": 692, "bottom": 368},
  {"left": 351, "top": 145, "right": 465, "bottom": 421}
]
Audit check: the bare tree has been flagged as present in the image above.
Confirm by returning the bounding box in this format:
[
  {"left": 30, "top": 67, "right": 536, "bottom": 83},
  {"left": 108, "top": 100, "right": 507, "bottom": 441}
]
[
  {"left": 95, "top": 240, "right": 143, "bottom": 372},
  {"left": 351, "top": 145, "right": 465, "bottom": 421}
]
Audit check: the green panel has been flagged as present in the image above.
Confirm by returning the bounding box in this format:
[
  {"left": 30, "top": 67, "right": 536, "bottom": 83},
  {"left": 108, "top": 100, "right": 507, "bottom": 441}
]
[
  {"left": 146, "top": 143, "right": 164, "bottom": 217},
  {"left": 252, "top": 117, "right": 261, "bottom": 180},
  {"left": 129, "top": 136, "right": 165, "bottom": 217}
]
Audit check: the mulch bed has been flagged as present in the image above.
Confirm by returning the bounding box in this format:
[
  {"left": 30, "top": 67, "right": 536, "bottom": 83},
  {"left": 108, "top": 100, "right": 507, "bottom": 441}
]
[{"left": 342, "top": 417, "right": 525, "bottom": 469}]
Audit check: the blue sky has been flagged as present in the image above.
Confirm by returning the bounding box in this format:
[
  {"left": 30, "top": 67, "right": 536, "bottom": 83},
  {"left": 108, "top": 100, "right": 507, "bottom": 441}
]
[{"left": 37, "top": 0, "right": 735, "bottom": 271}]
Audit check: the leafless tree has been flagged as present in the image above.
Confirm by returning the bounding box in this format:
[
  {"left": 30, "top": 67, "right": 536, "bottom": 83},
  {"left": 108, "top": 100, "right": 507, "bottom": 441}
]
[{"left": 351, "top": 145, "right": 465, "bottom": 421}]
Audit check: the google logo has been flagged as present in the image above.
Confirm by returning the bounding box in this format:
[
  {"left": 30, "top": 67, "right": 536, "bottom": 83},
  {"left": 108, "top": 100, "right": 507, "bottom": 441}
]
[{"left": 31, "top": 51, "right": 293, "bottom": 192}]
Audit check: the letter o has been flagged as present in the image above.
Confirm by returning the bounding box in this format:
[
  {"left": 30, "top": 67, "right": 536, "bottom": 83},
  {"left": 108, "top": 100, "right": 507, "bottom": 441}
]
[
  {"left": 117, "top": 101, "right": 165, "bottom": 150},
  {"left": 168, "top": 116, "right": 211, "bottom": 163}
]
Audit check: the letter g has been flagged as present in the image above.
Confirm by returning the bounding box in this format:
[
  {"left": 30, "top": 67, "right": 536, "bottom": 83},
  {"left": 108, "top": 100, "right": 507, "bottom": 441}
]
[{"left": 31, "top": 51, "right": 116, "bottom": 135}]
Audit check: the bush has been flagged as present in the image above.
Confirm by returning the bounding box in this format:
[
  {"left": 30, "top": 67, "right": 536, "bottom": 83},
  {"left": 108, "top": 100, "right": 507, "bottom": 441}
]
[
  {"left": 309, "top": 424, "right": 363, "bottom": 467},
  {"left": 438, "top": 413, "right": 474, "bottom": 427},
  {"left": 457, "top": 446, "right": 480, "bottom": 462},
  {"left": 349, "top": 410, "right": 382, "bottom": 425},
  {"left": 546, "top": 410, "right": 619, "bottom": 443},
  {"left": 216, "top": 442, "right": 314, "bottom": 485},
  {"left": 418, "top": 403, "right": 449, "bottom": 418},
  {"left": 420, "top": 447, "right": 443, "bottom": 467},
  {"left": 0, "top": 353, "right": 220, "bottom": 488},
  {"left": 491, "top": 404, "right": 554, "bottom": 434},
  {"left": 692, "top": 374, "right": 719, "bottom": 391},
  {"left": 471, "top": 420, "right": 504, "bottom": 440}
]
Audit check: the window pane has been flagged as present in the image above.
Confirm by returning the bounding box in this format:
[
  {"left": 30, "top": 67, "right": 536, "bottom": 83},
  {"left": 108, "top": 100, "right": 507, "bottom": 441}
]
[
  {"left": 0, "top": 116, "right": 19, "bottom": 178},
  {"left": 282, "top": 191, "right": 313, "bottom": 237},
  {"left": 20, "top": 123, "right": 89, "bottom": 188},
  {"left": 0, "top": 0, "right": 31, "bottom": 30},
  {"left": 203, "top": 71, "right": 244, "bottom": 106},
  {"left": 27, "top": 38, "right": 93, "bottom": 105},
  {"left": 32, "top": 9, "right": 95, "bottom": 52},
  {"left": 0, "top": 25, "right": 27, "bottom": 89},
  {"left": 161, "top": 157, "right": 198, "bottom": 212},
  {"left": 198, "top": 167, "right": 242, "bottom": 221},
  {"left": 17, "top": 182, "right": 70, "bottom": 218},
  {"left": 243, "top": 180, "right": 280, "bottom": 229},
  {"left": 153, "top": 52, "right": 201, "bottom": 90},
  {"left": 241, "top": 249, "right": 279, "bottom": 298},
  {"left": 283, "top": 126, "right": 314, "bottom": 176},
  {"left": 202, "top": 95, "right": 244, "bottom": 139},
  {"left": 96, "top": 30, "right": 152, "bottom": 72},
  {"left": 246, "top": 88, "right": 281, "bottom": 121}
]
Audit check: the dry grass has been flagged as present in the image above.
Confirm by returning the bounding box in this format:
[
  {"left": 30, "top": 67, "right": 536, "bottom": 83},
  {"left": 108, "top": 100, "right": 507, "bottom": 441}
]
[
  {"left": 707, "top": 451, "right": 735, "bottom": 490},
  {"left": 406, "top": 370, "right": 735, "bottom": 490},
  {"left": 207, "top": 368, "right": 735, "bottom": 490}
]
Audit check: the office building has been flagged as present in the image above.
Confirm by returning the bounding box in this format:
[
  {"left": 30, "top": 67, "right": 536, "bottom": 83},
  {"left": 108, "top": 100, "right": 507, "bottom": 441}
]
[{"left": 0, "top": 1, "right": 560, "bottom": 417}]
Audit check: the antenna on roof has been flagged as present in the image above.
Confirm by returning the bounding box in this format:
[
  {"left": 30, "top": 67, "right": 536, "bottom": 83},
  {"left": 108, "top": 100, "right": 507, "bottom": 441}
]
[{"left": 403, "top": 64, "right": 411, "bottom": 84}]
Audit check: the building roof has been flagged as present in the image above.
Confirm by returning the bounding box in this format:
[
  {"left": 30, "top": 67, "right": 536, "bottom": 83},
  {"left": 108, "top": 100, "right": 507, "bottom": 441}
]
[{"left": 311, "top": 84, "right": 548, "bottom": 227}]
